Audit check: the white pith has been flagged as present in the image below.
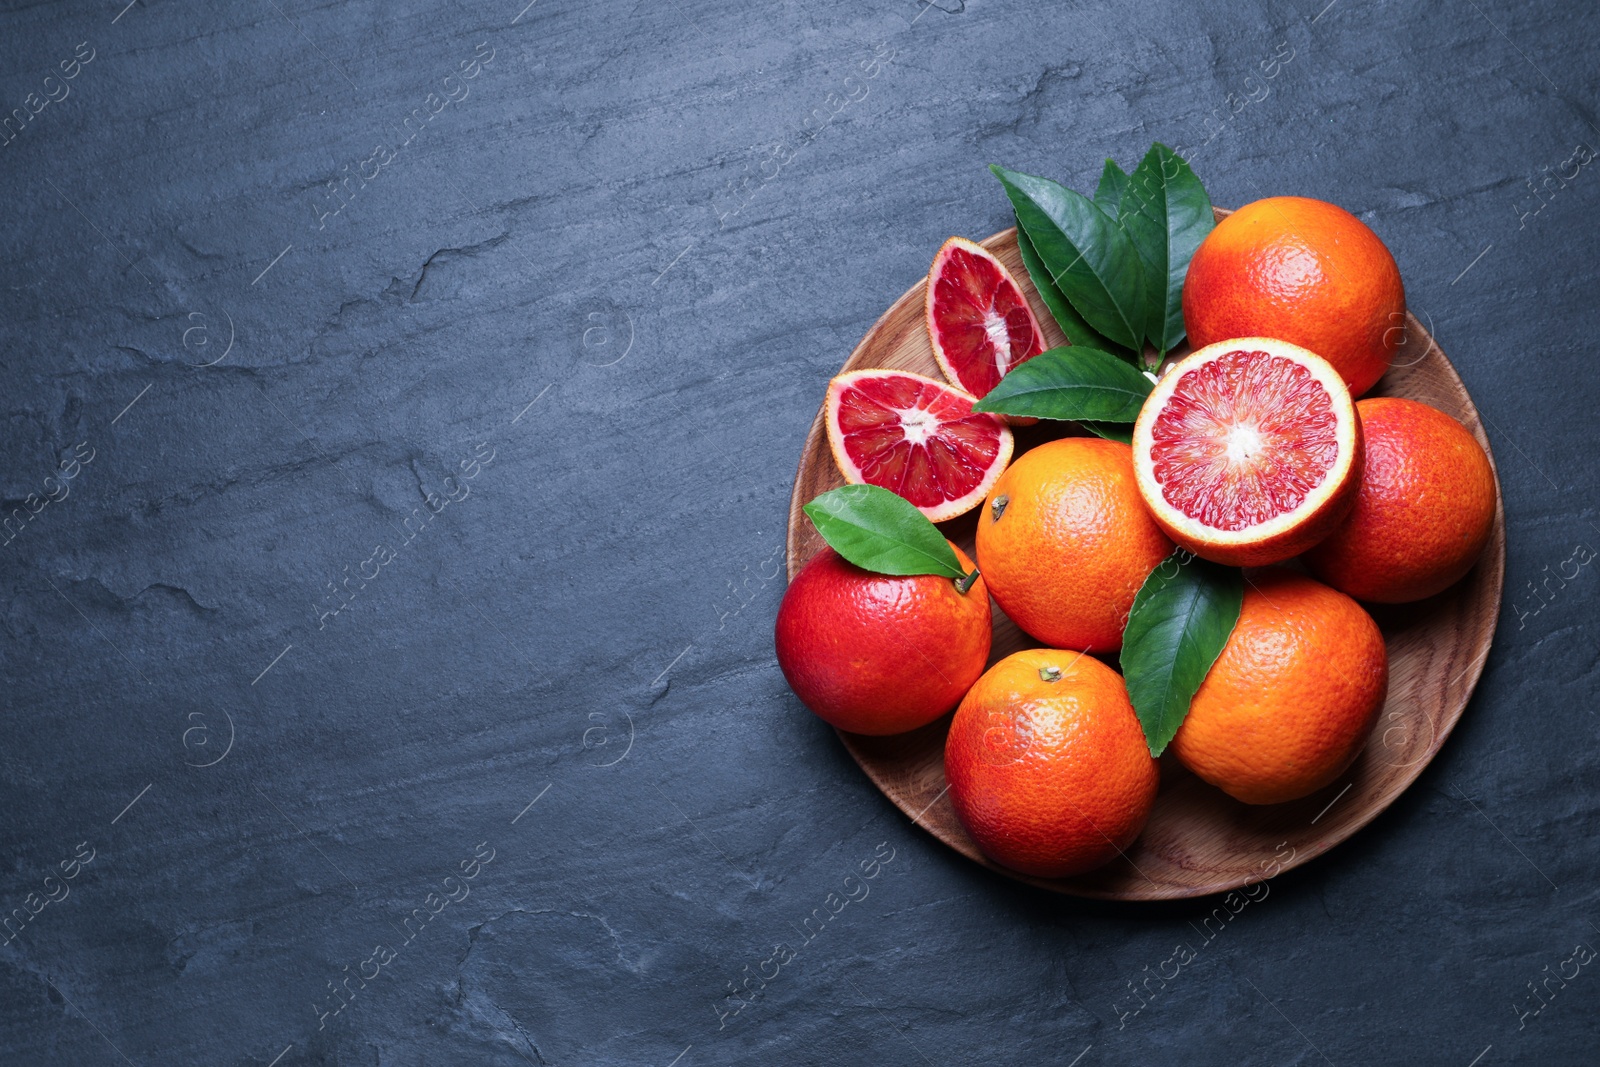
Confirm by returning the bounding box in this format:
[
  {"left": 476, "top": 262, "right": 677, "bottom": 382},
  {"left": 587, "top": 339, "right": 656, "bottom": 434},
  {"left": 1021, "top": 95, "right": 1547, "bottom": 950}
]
[
  {"left": 1224, "top": 423, "right": 1265, "bottom": 465},
  {"left": 898, "top": 406, "right": 937, "bottom": 446},
  {"left": 1131, "top": 339, "right": 1357, "bottom": 546},
  {"left": 982, "top": 308, "right": 1013, "bottom": 377}
]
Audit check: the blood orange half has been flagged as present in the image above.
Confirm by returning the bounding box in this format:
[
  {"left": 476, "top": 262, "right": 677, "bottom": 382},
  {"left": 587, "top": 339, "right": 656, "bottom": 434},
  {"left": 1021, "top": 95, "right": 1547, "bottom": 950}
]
[
  {"left": 1131, "top": 338, "right": 1361, "bottom": 567},
  {"left": 925, "top": 236, "right": 1046, "bottom": 399},
  {"left": 826, "top": 369, "right": 1014, "bottom": 522}
]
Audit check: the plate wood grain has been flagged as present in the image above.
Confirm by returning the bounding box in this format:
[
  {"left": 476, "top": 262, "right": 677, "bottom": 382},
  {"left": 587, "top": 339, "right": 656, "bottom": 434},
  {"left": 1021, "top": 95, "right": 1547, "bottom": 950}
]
[{"left": 785, "top": 211, "right": 1506, "bottom": 900}]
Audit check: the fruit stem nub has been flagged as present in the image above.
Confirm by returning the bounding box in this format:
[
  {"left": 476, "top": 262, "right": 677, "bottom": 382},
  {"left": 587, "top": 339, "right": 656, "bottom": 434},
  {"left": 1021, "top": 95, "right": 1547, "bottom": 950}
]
[
  {"left": 1038, "top": 665, "right": 1062, "bottom": 682},
  {"left": 990, "top": 495, "right": 1009, "bottom": 521},
  {"left": 954, "top": 567, "right": 981, "bottom": 596}
]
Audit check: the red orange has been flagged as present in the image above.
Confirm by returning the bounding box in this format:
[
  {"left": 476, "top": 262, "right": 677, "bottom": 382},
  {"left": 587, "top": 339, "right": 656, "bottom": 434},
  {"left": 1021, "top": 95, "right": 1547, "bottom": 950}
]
[
  {"left": 1132, "top": 339, "right": 1361, "bottom": 567},
  {"left": 826, "top": 369, "right": 1012, "bottom": 522},
  {"left": 1170, "top": 570, "right": 1388, "bottom": 805},
  {"left": 775, "top": 545, "right": 990, "bottom": 735},
  {"left": 1305, "top": 398, "right": 1497, "bottom": 602},
  {"left": 926, "top": 236, "right": 1046, "bottom": 399},
  {"left": 976, "top": 437, "right": 1173, "bottom": 653},
  {"left": 1183, "top": 196, "right": 1406, "bottom": 397},
  {"left": 945, "top": 649, "right": 1158, "bottom": 877}
]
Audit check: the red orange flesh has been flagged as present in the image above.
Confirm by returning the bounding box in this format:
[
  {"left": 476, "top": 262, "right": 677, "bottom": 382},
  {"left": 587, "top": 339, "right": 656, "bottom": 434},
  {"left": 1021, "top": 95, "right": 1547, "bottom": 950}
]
[
  {"left": 926, "top": 236, "right": 1046, "bottom": 399},
  {"left": 1133, "top": 339, "right": 1361, "bottom": 567},
  {"left": 826, "top": 368, "right": 1013, "bottom": 522}
]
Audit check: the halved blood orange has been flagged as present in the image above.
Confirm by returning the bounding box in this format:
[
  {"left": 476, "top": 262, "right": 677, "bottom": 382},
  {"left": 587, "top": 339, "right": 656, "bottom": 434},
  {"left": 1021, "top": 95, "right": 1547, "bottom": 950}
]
[
  {"left": 926, "top": 236, "right": 1046, "bottom": 399},
  {"left": 1131, "top": 338, "right": 1362, "bottom": 567},
  {"left": 826, "top": 369, "right": 1014, "bottom": 522}
]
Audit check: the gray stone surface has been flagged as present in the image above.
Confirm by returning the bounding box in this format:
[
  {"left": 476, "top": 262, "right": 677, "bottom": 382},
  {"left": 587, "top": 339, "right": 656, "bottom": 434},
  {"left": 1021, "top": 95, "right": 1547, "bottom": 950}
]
[{"left": 0, "top": 0, "right": 1597, "bottom": 1063}]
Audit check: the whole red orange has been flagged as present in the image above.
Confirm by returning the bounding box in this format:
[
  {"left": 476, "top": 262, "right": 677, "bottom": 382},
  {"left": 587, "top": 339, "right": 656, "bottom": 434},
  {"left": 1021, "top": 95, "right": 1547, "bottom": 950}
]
[
  {"left": 1182, "top": 196, "right": 1406, "bottom": 397},
  {"left": 1305, "top": 398, "right": 1498, "bottom": 603},
  {"left": 976, "top": 438, "right": 1172, "bottom": 652},
  {"left": 945, "top": 649, "right": 1158, "bottom": 878},
  {"left": 775, "top": 545, "right": 990, "bottom": 735},
  {"left": 1170, "top": 569, "right": 1388, "bottom": 805}
]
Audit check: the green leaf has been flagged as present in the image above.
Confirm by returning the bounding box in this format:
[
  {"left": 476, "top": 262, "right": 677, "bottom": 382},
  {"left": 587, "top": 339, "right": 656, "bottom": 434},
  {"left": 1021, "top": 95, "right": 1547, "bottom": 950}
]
[
  {"left": 1093, "top": 158, "right": 1131, "bottom": 220},
  {"left": 990, "top": 164, "right": 1146, "bottom": 353},
  {"left": 802, "top": 485, "right": 966, "bottom": 580},
  {"left": 1079, "top": 421, "right": 1134, "bottom": 444},
  {"left": 971, "top": 346, "right": 1152, "bottom": 423},
  {"left": 1115, "top": 143, "right": 1215, "bottom": 356},
  {"left": 1014, "top": 218, "right": 1117, "bottom": 354},
  {"left": 1120, "top": 551, "right": 1244, "bottom": 756}
]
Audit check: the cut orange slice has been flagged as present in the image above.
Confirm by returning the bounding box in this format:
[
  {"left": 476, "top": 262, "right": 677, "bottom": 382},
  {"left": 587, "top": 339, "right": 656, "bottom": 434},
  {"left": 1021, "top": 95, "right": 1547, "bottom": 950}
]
[
  {"left": 1132, "top": 338, "right": 1361, "bottom": 567},
  {"left": 826, "top": 369, "right": 1013, "bottom": 522},
  {"left": 925, "top": 236, "right": 1046, "bottom": 399}
]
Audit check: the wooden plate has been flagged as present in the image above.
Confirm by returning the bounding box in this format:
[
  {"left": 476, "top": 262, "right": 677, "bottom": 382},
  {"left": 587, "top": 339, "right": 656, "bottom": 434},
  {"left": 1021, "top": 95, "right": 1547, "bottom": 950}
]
[{"left": 785, "top": 214, "right": 1506, "bottom": 900}]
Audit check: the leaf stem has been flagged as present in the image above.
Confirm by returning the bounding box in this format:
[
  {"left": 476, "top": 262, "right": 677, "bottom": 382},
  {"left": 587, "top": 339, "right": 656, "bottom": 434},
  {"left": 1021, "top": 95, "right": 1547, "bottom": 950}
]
[{"left": 954, "top": 567, "right": 981, "bottom": 596}]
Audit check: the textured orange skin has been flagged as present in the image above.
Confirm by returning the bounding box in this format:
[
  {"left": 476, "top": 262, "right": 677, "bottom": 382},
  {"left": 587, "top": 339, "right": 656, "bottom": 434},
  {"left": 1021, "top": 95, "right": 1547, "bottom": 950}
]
[
  {"left": 976, "top": 438, "right": 1172, "bottom": 652},
  {"left": 945, "top": 649, "right": 1158, "bottom": 878},
  {"left": 775, "top": 545, "right": 990, "bottom": 735},
  {"left": 1305, "top": 399, "right": 1497, "bottom": 603},
  {"left": 1182, "top": 197, "right": 1406, "bottom": 397},
  {"left": 1171, "top": 570, "right": 1388, "bottom": 805}
]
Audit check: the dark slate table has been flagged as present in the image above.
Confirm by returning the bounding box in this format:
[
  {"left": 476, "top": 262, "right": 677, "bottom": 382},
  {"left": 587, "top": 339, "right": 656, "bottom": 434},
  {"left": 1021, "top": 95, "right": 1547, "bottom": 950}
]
[{"left": 2, "top": 0, "right": 1596, "bottom": 1063}]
